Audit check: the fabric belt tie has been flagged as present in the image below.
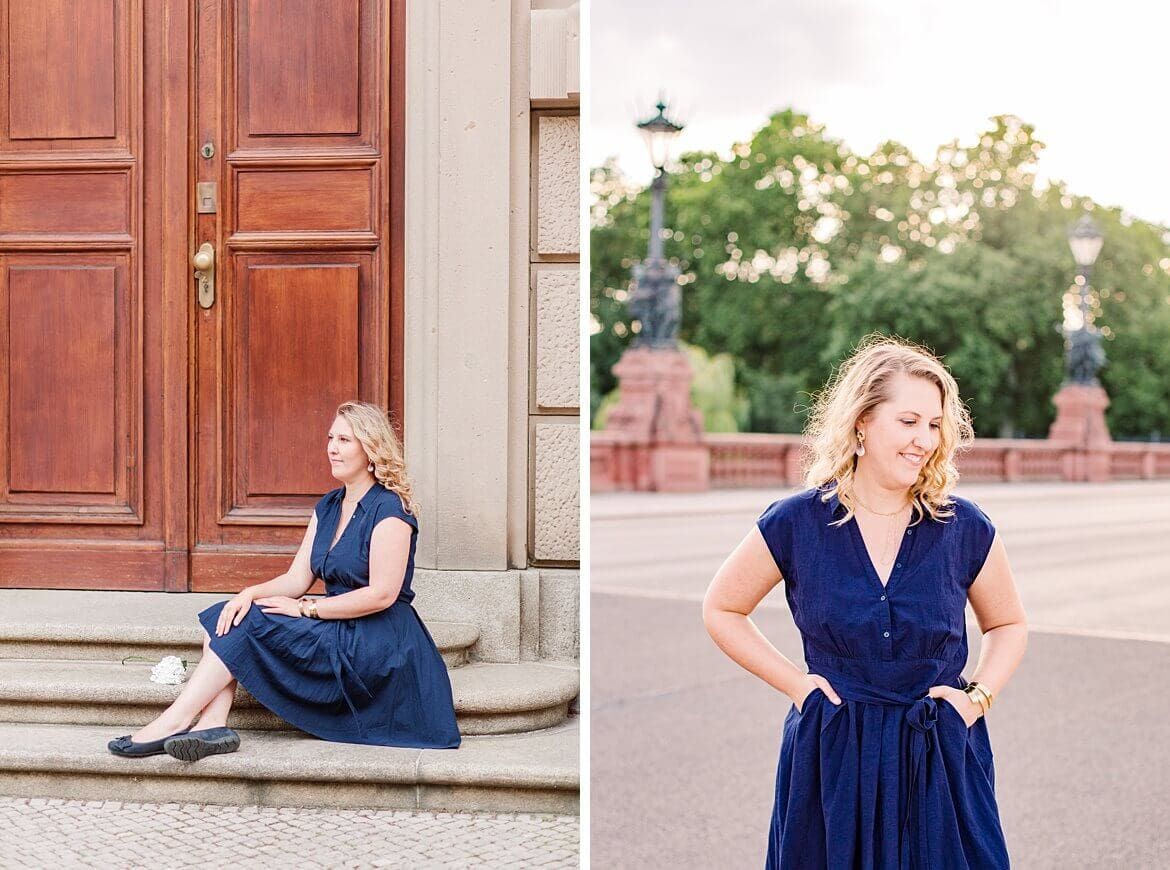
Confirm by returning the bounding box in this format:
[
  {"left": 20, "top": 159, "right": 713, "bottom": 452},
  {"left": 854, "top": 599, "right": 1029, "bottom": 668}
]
[
  {"left": 901, "top": 696, "right": 939, "bottom": 870},
  {"left": 806, "top": 662, "right": 959, "bottom": 870}
]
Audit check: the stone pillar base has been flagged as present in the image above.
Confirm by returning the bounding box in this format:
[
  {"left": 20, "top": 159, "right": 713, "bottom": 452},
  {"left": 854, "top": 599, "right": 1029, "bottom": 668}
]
[
  {"left": 603, "top": 346, "right": 709, "bottom": 491},
  {"left": 1048, "top": 382, "right": 1112, "bottom": 482},
  {"left": 606, "top": 347, "right": 704, "bottom": 441}
]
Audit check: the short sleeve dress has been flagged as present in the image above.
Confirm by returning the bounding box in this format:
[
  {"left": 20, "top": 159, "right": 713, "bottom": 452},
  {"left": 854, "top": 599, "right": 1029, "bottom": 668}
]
[
  {"left": 757, "top": 486, "right": 1009, "bottom": 869},
  {"left": 197, "top": 483, "right": 461, "bottom": 750}
]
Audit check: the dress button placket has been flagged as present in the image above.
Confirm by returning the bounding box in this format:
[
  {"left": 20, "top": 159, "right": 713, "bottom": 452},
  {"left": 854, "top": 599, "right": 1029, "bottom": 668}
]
[
  {"left": 879, "top": 580, "right": 893, "bottom": 655},
  {"left": 879, "top": 547, "right": 893, "bottom": 654}
]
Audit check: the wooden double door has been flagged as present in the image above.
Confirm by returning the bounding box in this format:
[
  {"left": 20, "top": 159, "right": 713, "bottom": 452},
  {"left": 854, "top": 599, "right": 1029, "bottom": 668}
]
[{"left": 0, "top": 0, "right": 404, "bottom": 591}]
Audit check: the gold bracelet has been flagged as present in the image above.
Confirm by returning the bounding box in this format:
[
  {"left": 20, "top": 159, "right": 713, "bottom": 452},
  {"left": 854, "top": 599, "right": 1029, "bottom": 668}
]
[
  {"left": 298, "top": 598, "right": 308, "bottom": 618},
  {"left": 972, "top": 691, "right": 990, "bottom": 716},
  {"left": 963, "top": 683, "right": 992, "bottom": 714},
  {"left": 963, "top": 689, "right": 988, "bottom": 716},
  {"left": 308, "top": 599, "right": 320, "bottom": 619},
  {"left": 969, "top": 681, "right": 994, "bottom": 709}
]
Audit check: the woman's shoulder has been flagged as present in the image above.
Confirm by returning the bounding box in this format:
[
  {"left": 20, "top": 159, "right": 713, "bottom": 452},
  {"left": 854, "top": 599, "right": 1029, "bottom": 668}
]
[
  {"left": 371, "top": 485, "right": 419, "bottom": 527},
  {"left": 942, "top": 493, "right": 993, "bottom": 523},
  {"left": 934, "top": 493, "right": 996, "bottom": 545},
  {"left": 938, "top": 493, "right": 998, "bottom": 580},
  {"left": 313, "top": 487, "right": 343, "bottom": 515},
  {"left": 762, "top": 485, "right": 827, "bottom": 513},
  {"left": 757, "top": 486, "right": 825, "bottom": 528},
  {"left": 755, "top": 487, "right": 826, "bottom": 578}
]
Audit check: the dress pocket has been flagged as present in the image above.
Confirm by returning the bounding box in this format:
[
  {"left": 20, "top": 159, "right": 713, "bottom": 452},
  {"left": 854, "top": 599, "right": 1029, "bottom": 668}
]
[
  {"left": 967, "top": 717, "right": 995, "bottom": 774},
  {"left": 795, "top": 686, "right": 824, "bottom": 715},
  {"left": 937, "top": 694, "right": 978, "bottom": 733}
]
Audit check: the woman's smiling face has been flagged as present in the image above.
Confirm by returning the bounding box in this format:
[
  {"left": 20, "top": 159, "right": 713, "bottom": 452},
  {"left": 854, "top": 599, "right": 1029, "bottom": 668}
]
[
  {"left": 857, "top": 373, "right": 943, "bottom": 488},
  {"left": 326, "top": 415, "right": 369, "bottom": 483}
]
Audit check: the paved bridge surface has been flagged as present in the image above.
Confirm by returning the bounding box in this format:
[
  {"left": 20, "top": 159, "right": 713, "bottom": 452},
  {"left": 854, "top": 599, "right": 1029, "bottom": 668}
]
[{"left": 591, "top": 481, "right": 1170, "bottom": 869}]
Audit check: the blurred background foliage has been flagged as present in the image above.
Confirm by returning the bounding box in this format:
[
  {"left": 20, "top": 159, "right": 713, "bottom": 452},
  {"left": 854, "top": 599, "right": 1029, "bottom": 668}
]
[{"left": 590, "top": 110, "right": 1170, "bottom": 439}]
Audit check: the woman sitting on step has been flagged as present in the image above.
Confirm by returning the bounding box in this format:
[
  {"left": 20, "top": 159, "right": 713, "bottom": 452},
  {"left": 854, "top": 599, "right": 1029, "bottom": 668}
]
[{"left": 109, "top": 401, "right": 461, "bottom": 760}]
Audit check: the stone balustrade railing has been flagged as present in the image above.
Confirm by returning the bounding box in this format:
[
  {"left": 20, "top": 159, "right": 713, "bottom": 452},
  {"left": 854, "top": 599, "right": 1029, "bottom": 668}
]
[{"left": 591, "top": 431, "right": 1170, "bottom": 492}]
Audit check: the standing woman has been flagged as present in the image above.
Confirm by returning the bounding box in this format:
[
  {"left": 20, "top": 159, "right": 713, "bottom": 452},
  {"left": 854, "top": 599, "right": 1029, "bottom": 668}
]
[
  {"left": 108, "top": 400, "right": 460, "bottom": 760},
  {"left": 703, "top": 336, "right": 1027, "bottom": 868}
]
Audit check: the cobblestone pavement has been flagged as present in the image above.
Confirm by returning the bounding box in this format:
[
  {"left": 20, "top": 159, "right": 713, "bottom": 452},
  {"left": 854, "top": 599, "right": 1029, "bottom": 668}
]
[{"left": 0, "top": 797, "right": 579, "bottom": 869}]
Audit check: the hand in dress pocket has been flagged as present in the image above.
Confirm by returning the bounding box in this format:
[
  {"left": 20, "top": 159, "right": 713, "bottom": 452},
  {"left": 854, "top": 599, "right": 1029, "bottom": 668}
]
[
  {"left": 930, "top": 686, "right": 983, "bottom": 728},
  {"left": 792, "top": 674, "right": 842, "bottom": 713}
]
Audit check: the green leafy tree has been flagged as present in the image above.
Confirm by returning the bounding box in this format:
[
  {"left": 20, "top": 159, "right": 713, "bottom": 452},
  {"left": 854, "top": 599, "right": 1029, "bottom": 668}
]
[{"left": 591, "top": 111, "right": 1170, "bottom": 438}]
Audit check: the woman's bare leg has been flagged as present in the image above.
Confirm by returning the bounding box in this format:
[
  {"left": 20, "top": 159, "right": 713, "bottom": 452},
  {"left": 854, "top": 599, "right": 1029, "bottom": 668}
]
[
  {"left": 129, "top": 631, "right": 236, "bottom": 742},
  {"left": 194, "top": 679, "right": 238, "bottom": 729},
  {"left": 193, "top": 678, "right": 238, "bottom": 725},
  {"left": 191, "top": 630, "right": 237, "bottom": 728}
]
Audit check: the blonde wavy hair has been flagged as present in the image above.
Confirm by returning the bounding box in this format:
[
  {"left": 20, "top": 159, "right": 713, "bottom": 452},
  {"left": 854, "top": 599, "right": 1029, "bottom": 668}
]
[
  {"left": 335, "top": 401, "right": 417, "bottom": 516},
  {"left": 802, "top": 334, "right": 975, "bottom": 528}
]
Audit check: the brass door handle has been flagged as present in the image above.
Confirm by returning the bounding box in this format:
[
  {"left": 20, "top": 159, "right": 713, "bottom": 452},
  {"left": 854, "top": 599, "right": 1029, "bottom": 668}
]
[{"left": 193, "top": 242, "right": 215, "bottom": 308}]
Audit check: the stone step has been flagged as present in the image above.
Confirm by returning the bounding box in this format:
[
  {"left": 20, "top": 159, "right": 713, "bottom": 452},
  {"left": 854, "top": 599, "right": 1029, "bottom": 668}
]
[
  {"left": 0, "top": 590, "right": 478, "bottom": 669},
  {"left": 0, "top": 719, "right": 579, "bottom": 815},
  {"left": 0, "top": 659, "right": 579, "bottom": 736}
]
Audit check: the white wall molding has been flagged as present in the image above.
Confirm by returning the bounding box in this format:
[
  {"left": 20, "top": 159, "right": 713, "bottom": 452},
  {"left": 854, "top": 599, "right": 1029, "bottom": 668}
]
[{"left": 530, "top": 2, "right": 579, "bottom": 105}]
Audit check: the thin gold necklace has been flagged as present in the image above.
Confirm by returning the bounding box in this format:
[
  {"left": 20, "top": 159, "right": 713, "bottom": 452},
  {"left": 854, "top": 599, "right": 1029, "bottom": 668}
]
[
  {"left": 853, "top": 494, "right": 911, "bottom": 568},
  {"left": 342, "top": 482, "right": 374, "bottom": 511},
  {"left": 852, "top": 493, "right": 910, "bottom": 516}
]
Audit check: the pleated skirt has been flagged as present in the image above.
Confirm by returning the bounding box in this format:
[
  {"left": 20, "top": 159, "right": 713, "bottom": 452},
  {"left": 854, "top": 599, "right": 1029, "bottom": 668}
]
[
  {"left": 766, "top": 688, "right": 1008, "bottom": 869},
  {"left": 198, "top": 598, "right": 460, "bottom": 749}
]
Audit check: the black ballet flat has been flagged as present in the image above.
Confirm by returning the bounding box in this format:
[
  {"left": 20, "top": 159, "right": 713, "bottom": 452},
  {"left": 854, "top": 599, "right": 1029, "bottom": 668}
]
[
  {"left": 164, "top": 727, "right": 241, "bottom": 761},
  {"left": 108, "top": 727, "right": 192, "bottom": 758}
]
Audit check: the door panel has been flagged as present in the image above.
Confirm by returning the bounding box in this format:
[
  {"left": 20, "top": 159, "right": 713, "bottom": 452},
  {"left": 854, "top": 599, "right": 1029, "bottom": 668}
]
[
  {"left": 236, "top": 258, "right": 361, "bottom": 500},
  {"left": 5, "top": 0, "right": 126, "bottom": 148},
  {"left": 0, "top": 0, "right": 161, "bottom": 587},
  {"left": 6, "top": 260, "right": 128, "bottom": 501},
  {"left": 237, "top": 0, "right": 369, "bottom": 143},
  {"left": 190, "top": 0, "right": 398, "bottom": 590}
]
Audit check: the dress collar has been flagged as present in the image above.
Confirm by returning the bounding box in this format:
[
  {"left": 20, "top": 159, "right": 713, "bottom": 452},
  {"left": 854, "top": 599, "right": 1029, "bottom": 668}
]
[
  {"left": 821, "top": 486, "right": 845, "bottom": 518},
  {"left": 338, "top": 482, "right": 383, "bottom": 513}
]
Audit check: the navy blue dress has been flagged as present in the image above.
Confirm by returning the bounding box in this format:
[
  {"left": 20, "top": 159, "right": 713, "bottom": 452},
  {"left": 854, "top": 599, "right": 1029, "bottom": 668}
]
[
  {"left": 757, "top": 486, "right": 1009, "bottom": 869},
  {"left": 198, "top": 484, "right": 461, "bottom": 749}
]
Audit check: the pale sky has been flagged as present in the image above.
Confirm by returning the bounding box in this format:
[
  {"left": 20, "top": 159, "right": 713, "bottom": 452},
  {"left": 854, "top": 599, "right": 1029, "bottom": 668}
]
[{"left": 589, "top": 0, "right": 1170, "bottom": 228}]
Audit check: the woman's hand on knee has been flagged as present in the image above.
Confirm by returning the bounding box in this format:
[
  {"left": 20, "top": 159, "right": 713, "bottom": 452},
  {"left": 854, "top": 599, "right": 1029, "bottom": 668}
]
[{"left": 216, "top": 590, "right": 254, "bottom": 636}]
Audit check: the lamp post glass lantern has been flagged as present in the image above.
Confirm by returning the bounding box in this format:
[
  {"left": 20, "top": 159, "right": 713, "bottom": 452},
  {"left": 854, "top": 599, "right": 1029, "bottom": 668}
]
[
  {"left": 628, "top": 98, "right": 685, "bottom": 349},
  {"left": 637, "top": 99, "right": 684, "bottom": 173},
  {"left": 1064, "top": 213, "right": 1106, "bottom": 385},
  {"left": 1068, "top": 213, "right": 1104, "bottom": 267}
]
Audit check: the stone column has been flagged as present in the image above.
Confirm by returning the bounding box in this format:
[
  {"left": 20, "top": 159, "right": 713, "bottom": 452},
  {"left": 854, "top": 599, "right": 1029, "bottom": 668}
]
[
  {"left": 604, "top": 346, "right": 709, "bottom": 492},
  {"left": 1047, "top": 383, "right": 1112, "bottom": 482}
]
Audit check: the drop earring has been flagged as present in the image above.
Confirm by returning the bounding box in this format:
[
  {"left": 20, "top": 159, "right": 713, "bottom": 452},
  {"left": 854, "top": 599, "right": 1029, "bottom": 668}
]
[
  {"left": 367, "top": 462, "right": 375, "bottom": 472},
  {"left": 855, "top": 431, "right": 866, "bottom": 457}
]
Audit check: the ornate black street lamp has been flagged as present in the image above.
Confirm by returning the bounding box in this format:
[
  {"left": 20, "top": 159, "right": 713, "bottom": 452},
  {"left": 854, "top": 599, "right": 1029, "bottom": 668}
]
[
  {"left": 628, "top": 99, "right": 685, "bottom": 349},
  {"left": 1064, "top": 214, "right": 1107, "bottom": 385}
]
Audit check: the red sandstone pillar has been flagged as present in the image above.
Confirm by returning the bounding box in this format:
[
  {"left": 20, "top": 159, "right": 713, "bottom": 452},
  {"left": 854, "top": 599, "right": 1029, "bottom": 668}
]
[
  {"left": 1047, "top": 383, "right": 1112, "bottom": 482},
  {"left": 603, "top": 346, "right": 709, "bottom": 492},
  {"left": 1003, "top": 449, "right": 1022, "bottom": 482}
]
